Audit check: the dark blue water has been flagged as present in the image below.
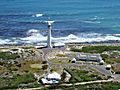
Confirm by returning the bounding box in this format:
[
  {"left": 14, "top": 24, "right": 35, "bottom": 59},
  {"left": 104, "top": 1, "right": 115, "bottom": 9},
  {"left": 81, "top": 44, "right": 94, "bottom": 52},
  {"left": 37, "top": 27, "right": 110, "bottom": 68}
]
[{"left": 0, "top": 0, "right": 120, "bottom": 44}]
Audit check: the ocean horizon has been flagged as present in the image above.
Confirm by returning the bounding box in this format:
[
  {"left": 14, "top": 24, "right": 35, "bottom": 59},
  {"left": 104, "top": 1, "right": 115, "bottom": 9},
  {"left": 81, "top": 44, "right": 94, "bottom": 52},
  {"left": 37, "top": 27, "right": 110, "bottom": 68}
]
[{"left": 0, "top": 0, "right": 120, "bottom": 45}]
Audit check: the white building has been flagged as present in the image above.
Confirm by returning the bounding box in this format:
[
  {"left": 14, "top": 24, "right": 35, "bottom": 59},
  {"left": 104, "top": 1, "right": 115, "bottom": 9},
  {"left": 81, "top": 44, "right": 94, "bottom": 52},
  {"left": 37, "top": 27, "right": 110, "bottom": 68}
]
[
  {"left": 41, "top": 72, "right": 61, "bottom": 84},
  {"left": 71, "top": 58, "right": 76, "bottom": 63},
  {"left": 106, "top": 64, "right": 111, "bottom": 70},
  {"left": 76, "top": 53, "right": 104, "bottom": 64}
]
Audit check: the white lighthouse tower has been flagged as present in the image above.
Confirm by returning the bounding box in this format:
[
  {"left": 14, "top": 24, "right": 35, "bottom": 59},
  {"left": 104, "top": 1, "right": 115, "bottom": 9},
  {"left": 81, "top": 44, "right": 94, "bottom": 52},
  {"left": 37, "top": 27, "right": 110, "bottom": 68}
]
[{"left": 46, "top": 21, "right": 54, "bottom": 48}]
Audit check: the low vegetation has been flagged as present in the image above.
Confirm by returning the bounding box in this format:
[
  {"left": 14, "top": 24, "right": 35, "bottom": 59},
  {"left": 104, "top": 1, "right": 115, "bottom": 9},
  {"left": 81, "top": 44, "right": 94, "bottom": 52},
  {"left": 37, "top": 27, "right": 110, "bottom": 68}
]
[
  {"left": 0, "top": 47, "right": 45, "bottom": 89},
  {"left": 112, "top": 64, "right": 120, "bottom": 74},
  {"left": 71, "top": 46, "right": 120, "bottom": 64},
  {"left": 21, "top": 46, "right": 34, "bottom": 49},
  {"left": 0, "top": 60, "right": 46, "bottom": 89},
  {"left": 43, "top": 82, "right": 120, "bottom": 90},
  {"left": 66, "top": 69, "right": 104, "bottom": 83},
  {"left": 71, "top": 46, "right": 120, "bottom": 53},
  {"left": 49, "top": 58, "right": 70, "bottom": 64},
  {"left": 56, "top": 54, "right": 66, "bottom": 57},
  {"left": 0, "top": 52, "right": 19, "bottom": 60},
  {"left": 105, "top": 58, "right": 120, "bottom": 64},
  {"left": 0, "top": 73, "right": 38, "bottom": 89},
  {"left": 100, "top": 53, "right": 120, "bottom": 64}
]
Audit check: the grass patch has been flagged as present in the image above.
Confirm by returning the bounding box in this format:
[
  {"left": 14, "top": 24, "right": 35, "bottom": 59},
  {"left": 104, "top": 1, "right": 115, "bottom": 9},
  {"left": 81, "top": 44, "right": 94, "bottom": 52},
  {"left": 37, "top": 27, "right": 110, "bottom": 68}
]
[
  {"left": 66, "top": 69, "right": 103, "bottom": 83},
  {"left": 56, "top": 54, "right": 66, "bottom": 57},
  {"left": 49, "top": 58, "right": 70, "bottom": 64}
]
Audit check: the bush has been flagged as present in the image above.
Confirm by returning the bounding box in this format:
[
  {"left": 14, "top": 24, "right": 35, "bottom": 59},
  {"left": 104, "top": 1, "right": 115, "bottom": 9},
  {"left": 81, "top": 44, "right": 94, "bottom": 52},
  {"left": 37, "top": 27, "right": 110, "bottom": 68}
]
[
  {"left": 42, "top": 61, "right": 47, "bottom": 64},
  {"left": 16, "top": 64, "right": 21, "bottom": 67},
  {"left": 61, "top": 72, "right": 66, "bottom": 81},
  {"left": 101, "top": 54, "right": 109, "bottom": 60},
  {"left": 42, "top": 65, "right": 48, "bottom": 70}
]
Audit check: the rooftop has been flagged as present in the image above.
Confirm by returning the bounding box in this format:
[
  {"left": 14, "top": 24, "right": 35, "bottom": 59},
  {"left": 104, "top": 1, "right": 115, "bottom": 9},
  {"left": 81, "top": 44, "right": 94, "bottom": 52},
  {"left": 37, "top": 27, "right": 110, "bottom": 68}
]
[{"left": 76, "top": 53, "right": 103, "bottom": 62}]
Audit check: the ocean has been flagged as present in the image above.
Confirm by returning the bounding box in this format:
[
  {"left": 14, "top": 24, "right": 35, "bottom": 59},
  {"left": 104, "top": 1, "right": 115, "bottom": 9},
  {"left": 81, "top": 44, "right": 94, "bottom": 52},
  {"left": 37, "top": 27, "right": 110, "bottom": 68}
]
[{"left": 0, "top": 0, "right": 120, "bottom": 45}]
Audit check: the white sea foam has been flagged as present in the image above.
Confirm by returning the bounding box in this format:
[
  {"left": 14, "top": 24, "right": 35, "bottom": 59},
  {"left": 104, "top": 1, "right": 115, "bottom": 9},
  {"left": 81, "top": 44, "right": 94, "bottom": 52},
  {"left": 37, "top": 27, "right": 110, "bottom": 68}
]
[
  {"left": 53, "top": 33, "right": 120, "bottom": 44},
  {"left": 0, "top": 29, "right": 120, "bottom": 45},
  {"left": 82, "top": 20, "right": 101, "bottom": 24},
  {"left": 0, "top": 39, "right": 18, "bottom": 45},
  {"left": 45, "top": 21, "right": 55, "bottom": 23},
  {"left": 113, "top": 34, "right": 120, "bottom": 36},
  {"left": 0, "top": 39, "right": 9, "bottom": 44},
  {"left": 32, "top": 13, "right": 43, "bottom": 17},
  {"left": 21, "top": 29, "right": 47, "bottom": 43},
  {"left": 90, "top": 16, "right": 104, "bottom": 20},
  {"left": 20, "top": 30, "right": 120, "bottom": 45}
]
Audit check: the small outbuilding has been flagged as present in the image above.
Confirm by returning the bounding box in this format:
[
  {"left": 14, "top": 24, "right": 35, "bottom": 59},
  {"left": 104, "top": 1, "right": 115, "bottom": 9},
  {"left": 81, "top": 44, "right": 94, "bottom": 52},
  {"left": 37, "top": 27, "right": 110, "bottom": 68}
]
[
  {"left": 71, "top": 58, "right": 76, "bottom": 63},
  {"left": 106, "top": 64, "right": 111, "bottom": 70}
]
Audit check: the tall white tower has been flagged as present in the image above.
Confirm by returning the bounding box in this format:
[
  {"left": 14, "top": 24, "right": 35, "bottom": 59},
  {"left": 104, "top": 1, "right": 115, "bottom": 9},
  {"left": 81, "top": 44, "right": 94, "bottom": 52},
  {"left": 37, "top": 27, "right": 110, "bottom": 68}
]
[{"left": 46, "top": 21, "right": 54, "bottom": 48}]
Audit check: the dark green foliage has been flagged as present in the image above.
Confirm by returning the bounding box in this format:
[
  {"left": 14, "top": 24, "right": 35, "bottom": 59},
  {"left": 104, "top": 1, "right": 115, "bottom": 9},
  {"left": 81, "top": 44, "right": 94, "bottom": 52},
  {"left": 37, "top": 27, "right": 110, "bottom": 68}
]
[
  {"left": 105, "top": 58, "right": 120, "bottom": 64},
  {"left": 19, "top": 82, "right": 40, "bottom": 88},
  {"left": 61, "top": 71, "right": 67, "bottom": 81},
  {"left": 0, "top": 73, "right": 36, "bottom": 89},
  {"left": 101, "top": 54, "right": 109, "bottom": 60},
  {"left": 0, "top": 52, "right": 19, "bottom": 60},
  {"left": 11, "top": 68, "right": 18, "bottom": 71},
  {"left": 42, "top": 64, "right": 48, "bottom": 70},
  {"left": 0, "top": 61, "right": 7, "bottom": 66},
  {"left": 70, "top": 48, "right": 82, "bottom": 52},
  {"left": 16, "top": 63, "right": 21, "bottom": 67},
  {"left": 42, "top": 61, "right": 47, "bottom": 64},
  {"left": 71, "top": 46, "right": 120, "bottom": 53}
]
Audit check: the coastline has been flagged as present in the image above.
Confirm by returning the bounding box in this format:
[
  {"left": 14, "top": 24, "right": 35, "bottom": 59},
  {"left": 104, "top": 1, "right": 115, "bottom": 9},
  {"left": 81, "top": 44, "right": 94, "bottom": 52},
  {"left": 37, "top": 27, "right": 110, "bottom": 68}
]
[{"left": 0, "top": 41, "right": 120, "bottom": 49}]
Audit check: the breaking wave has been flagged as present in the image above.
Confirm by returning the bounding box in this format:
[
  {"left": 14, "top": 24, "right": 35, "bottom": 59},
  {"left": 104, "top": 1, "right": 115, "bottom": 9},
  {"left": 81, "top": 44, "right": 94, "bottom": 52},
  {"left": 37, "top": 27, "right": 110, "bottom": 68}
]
[
  {"left": 32, "top": 13, "right": 43, "bottom": 17},
  {"left": 82, "top": 20, "right": 101, "bottom": 24},
  {"left": 0, "top": 29, "right": 120, "bottom": 45},
  {"left": 21, "top": 29, "right": 47, "bottom": 44}
]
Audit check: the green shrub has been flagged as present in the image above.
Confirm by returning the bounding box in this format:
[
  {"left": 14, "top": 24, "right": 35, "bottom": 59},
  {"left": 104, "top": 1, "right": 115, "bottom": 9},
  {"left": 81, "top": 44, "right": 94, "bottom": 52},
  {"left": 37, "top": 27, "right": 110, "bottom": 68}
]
[
  {"left": 42, "top": 61, "right": 47, "bottom": 64},
  {"left": 42, "top": 64, "right": 48, "bottom": 70},
  {"left": 101, "top": 54, "right": 109, "bottom": 60}
]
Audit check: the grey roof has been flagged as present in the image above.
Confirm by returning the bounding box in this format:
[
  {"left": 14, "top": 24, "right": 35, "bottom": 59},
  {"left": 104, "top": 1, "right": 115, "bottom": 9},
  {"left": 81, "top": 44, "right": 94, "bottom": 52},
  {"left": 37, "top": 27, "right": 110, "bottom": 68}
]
[{"left": 76, "top": 53, "right": 103, "bottom": 62}]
